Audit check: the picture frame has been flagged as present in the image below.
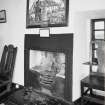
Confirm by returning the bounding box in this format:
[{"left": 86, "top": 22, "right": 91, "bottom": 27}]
[
  {"left": 26, "top": 0, "right": 69, "bottom": 28},
  {"left": 0, "top": 10, "right": 6, "bottom": 23}
]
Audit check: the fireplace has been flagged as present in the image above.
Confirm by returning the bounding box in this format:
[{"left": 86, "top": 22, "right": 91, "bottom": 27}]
[{"left": 24, "top": 34, "right": 73, "bottom": 102}]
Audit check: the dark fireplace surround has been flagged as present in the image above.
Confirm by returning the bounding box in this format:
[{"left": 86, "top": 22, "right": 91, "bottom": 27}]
[{"left": 24, "top": 34, "right": 73, "bottom": 102}]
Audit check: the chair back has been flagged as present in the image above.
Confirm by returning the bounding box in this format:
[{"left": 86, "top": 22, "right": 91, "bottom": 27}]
[{"left": 0, "top": 45, "right": 17, "bottom": 80}]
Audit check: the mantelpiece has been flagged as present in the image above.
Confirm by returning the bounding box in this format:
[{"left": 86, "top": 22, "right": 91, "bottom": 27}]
[{"left": 24, "top": 34, "right": 73, "bottom": 102}]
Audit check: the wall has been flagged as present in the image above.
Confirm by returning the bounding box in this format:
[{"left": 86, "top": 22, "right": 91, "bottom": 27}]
[
  {"left": 0, "top": 0, "right": 105, "bottom": 101},
  {"left": 72, "top": 10, "right": 105, "bottom": 101}
]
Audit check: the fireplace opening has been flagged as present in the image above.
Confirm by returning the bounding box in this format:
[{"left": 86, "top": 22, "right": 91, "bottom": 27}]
[
  {"left": 24, "top": 34, "right": 73, "bottom": 102},
  {"left": 29, "top": 50, "right": 66, "bottom": 98}
]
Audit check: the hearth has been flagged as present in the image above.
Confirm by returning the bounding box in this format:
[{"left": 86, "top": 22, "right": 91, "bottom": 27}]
[{"left": 24, "top": 34, "right": 73, "bottom": 102}]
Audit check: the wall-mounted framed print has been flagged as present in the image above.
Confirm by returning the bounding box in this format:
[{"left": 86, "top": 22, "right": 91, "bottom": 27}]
[
  {"left": 26, "top": 0, "right": 69, "bottom": 28},
  {"left": 0, "top": 10, "right": 6, "bottom": 23}
]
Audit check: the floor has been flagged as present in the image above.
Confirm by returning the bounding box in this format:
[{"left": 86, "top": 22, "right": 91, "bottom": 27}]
[
  {"left": 74, "top": 100, "right": 102, "bottom": 105},
  {"left": 0, "top": 94, "right": 102, "bottom": 105},
  {"left": 0, "top": 84, "right": 103, "bottom": 105}
]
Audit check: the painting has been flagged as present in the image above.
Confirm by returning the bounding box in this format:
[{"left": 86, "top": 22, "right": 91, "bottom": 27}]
[
  {"left": 0, "top": 10, "right": 6, "bottom": 23},
  {"left": 26, "top": 0, "right": 69, "bottom": 28}
]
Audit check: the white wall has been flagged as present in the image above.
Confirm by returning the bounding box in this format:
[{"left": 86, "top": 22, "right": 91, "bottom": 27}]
[
  {"left": 72, "top": 10, "right": 105, "bottom": 101},
  {"left": 0, "top": 0, "right": 105, "bottom": 101}
]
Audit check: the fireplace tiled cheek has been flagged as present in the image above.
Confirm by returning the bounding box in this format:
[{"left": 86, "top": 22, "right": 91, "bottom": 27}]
[{"left": 24, "top": 34, "right": 73, "bottom": 102}]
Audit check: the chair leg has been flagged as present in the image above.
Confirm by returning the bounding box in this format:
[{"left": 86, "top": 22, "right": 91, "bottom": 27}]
[
  {"left": 7, "top": 84, "right": 11, "bottom": 92},
  {"left": 90, "top": 88, "right": 93, "bottom": 95},
  {"left": 81, "top": 82, "right": 84, "bottom": 105},
  {"left": 81, "top": 97, "right": 84, "bottom": 105}
]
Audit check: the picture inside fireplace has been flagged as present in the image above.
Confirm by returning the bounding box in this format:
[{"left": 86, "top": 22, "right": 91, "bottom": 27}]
[{"left": 29, "top": 50, "right": 66, "bottom": 98}]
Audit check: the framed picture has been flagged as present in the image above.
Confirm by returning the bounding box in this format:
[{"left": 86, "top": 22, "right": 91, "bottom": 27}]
[
  {"left": 26, "top": 0, "right": 69, "bottom": 28},
  {"left": 0, "top": 10, "right": 6, "bottom": 23}
]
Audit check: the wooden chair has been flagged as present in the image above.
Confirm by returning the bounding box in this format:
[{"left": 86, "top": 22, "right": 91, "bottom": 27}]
[
  {"left": 81, "top": 74, "right": 105, "bottom": 105},
  {"left": 0, "top": 44, "right": 17, "bottom": 97},
  {"left": 81, "top": 40, "right": 105, "bottom": 105}
]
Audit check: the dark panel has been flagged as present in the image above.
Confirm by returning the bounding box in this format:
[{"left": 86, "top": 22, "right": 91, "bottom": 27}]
[{"left": 24, "top": 34, "right": 73, "bottom": 102}]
